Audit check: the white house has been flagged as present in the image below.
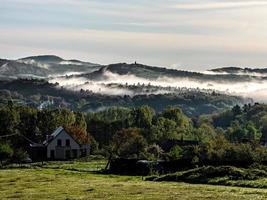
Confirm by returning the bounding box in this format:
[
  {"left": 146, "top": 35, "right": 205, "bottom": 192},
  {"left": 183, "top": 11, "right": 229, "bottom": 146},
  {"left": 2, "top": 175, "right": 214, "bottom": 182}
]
[{"left": 30, "top": 126, "right": 90, "bottom": 160}]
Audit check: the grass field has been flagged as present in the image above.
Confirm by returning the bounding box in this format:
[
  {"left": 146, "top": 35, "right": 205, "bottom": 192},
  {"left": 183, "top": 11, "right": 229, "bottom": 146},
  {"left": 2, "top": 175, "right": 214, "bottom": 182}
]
[{"left": 1, "top": 161, "right": 267, "bottom": 200}]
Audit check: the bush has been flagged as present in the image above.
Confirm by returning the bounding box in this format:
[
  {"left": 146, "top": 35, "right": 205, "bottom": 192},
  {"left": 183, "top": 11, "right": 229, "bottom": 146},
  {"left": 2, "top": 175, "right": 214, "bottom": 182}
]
[
  {"left": 147, "top": 166, "right": 267, "bottom": 184},
  {"left": 168, "top": 145, "right": 183, "bottom": 160},
  {"left": 0, "top": 143, "right": 13, "bottom": 165},
  {"left": 11, "top": 149, "right": 29, "bottom": 163}
]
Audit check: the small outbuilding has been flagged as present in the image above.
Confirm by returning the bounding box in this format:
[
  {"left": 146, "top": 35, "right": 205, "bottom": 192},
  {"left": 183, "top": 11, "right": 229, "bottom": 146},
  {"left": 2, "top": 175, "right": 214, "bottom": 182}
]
[{"left": 30, "top": 126, "right": 90, "bottom": 160}]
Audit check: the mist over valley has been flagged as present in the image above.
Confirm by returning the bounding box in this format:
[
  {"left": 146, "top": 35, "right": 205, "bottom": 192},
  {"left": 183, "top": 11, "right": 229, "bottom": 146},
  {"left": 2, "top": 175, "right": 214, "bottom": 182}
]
[{"left": 2, "top": 55, "right": 267, "bottom": 115}]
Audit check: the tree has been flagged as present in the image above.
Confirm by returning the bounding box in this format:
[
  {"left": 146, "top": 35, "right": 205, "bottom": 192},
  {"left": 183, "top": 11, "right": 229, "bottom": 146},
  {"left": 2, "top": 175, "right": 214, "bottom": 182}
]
[
  {"left": 150, "top": 117, "right": 178, "bottom": 143},
  {"left": 162, "top": 107, "right": 192, "bottom": 139},
  {"left": 162, "top": 107, "right": 191, "bottom": 129},
  {"left": 193, "top": 123, "right": 216, "bottom": 143},
  {"left": 12, "top": 149, "right": 29, "bottom": 164},
  {"left": 74, "top": 112, "right": 87, "bottom": 130},
  {"left": 0, "top": 143, "right": 13, "bottom": 165},
  {"left": 168, "top": 145, "right": 183, "bottom": 160},
  {"left": 226, "top": 121, "right": 246, "bottom": 143},
  {"left": 17, "top": 107, "right": 39, "bottom": 147},
  {"left": 146, "top": 144, "right": 164, "bottom": 160},
  {"left": 111, "top": 128, "right": 146, "bottom": 159},
  {"left": 232, "top": 105, "right": 242, "bottom": 116},
  {"left": 66, "top": 126, "right": 90, "bottom": 145},
  {"left": 206, "top": 134, "right": 229, "bottom": 163},
  {"left": 37, "top": 109, "right": 75, "bottom": 138},
  {"left": 131, "top": 106, "right": 155, "bottom": 129},
  {"left": 246, "top": 122, "right": 261, "bottom": 141},
  {"left": 0, "top": 107, "right": 20, "bottom": 136}
]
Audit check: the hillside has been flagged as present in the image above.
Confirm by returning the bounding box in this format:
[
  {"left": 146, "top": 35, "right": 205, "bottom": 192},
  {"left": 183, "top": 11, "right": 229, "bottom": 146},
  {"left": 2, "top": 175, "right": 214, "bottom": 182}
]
[
  {"left": 0, "top": 79, "right": 251, "bottom": 116},
  {"left": 0, "top": 55, "right": 101, "bottom": 79},
  {"left": 210, "top": 67, "right": 267, "bottom": 75},
  {"left": 2, "top": 55, "right": 266, "bottom": 115},
  {"left": 78, "top": 63, "right": 264, "bottom": 82}
]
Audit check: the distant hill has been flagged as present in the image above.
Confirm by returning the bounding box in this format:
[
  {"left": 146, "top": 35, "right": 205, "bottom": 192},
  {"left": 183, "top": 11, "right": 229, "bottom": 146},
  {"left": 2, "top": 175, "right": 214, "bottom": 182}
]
[
  {"left": 210, "top": 67, "right": 267, "bottom": 75},
  {"left": 1, "top": 55, "right": 266, "bottom": 114},
  {"left": 0, "top": 55, "right": 101, "bottom": 79},
  {"left": 1, "top": 56, "right": 267, "bottom": 82},
  {"left": 0, "top": 79, "right": 252, "bottom": 116},
  {"left": 78, "top": 63, "right": 266, "bottom": 83},
  {"left": 19, "top": 55, "right": 64, "bottom": 63}
]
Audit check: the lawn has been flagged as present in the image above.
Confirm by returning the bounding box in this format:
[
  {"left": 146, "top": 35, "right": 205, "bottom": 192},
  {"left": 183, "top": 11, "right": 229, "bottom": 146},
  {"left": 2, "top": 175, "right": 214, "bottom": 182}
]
[{"left": 1, "top": 161, "right": 267, "bottom": 200}]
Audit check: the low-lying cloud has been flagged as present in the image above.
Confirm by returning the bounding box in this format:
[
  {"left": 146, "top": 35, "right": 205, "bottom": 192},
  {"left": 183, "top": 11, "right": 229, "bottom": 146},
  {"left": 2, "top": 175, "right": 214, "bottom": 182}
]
[
  {"left": 17, "top": 59, "right": 50, "bottom": 69},
  {"left": 49, "top": 70, "right": 267, "bottom": 102}
]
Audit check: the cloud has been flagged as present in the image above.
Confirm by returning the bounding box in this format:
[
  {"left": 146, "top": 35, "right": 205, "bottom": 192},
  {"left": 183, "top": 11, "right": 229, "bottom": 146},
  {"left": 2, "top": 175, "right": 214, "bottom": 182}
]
[
  {"left": 17, "top": 59, "right": 50, "bottom": 69},
  {"left": 48, "top": 69, "right": 267, "bottom": 102},
  {"left": 2, "top": 27, "right": 267, "bottom": 70},
  {"left": 2, "top": 1, "right": 267, "bottom": 70},
  {"left": 173, "top": 1, "right": 267, "bottom": 10}
]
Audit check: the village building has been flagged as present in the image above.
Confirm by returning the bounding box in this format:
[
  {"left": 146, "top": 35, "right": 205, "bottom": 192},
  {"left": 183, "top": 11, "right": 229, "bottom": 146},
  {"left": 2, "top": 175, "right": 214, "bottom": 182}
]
[{"left": 30, "top": 126, "right": 90, "bottom": 160}]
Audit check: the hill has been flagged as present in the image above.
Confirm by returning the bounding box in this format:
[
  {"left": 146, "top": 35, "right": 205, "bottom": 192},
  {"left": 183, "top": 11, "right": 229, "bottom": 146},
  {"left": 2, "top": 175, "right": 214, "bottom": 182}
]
[
  {"left": 0, "top": 55, "right": 264, "bottom": 115},
  {"left": 0, "top": 55, "right": 101, "bottom": 79},
  {"left": 210, "top": 67, "right": 267, "bottom": 75}
]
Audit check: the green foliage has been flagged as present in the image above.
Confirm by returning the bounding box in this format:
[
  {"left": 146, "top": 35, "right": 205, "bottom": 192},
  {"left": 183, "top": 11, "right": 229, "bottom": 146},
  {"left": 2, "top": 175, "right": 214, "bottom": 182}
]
[
  {"left": 1, "top": 102, "right": 267, "bottom": 166},
  {"left": 0, "top": 107, "right": 20, "bottom": 136},
  {"left": 151, "top": 117, "right": 178, "bottom": 142},
  {"left": 168, "top": 145, "right": 183, "bottom": 160},
  {"left": 147, "top": 166, "right": 267, "bottom": 183},
  {"left": 131, "top": 105, "right": 155, "bottom": 129},
  {"left": 162, "top": 107, "right": 191, "bottom": 129},
  {"left": 0, "top": 143, "right": 13, "bottom": 164},
  {"left": 86, "top": 107, "right": 131, "bottom": 123},
  {"left": 12, "top": 149, "right": 29, "bottom": 163},
  {"left": 111, "top": 128, "right": 146, "bottom": 159},
  {"left": 193, "top": 123, "right": 216, "bottom": 142},
  {"left": 145, "top": 144, "right": 164, "bottom": 160}
]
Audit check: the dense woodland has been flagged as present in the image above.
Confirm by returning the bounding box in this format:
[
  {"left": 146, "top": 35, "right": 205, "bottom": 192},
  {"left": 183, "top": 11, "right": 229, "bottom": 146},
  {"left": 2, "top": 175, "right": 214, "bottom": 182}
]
[
  {"left": 1, "top": 102, "right": 267, "bottom": 167},
  {"left": 0, "top": 79, "right": 249, "bottom": 116}
]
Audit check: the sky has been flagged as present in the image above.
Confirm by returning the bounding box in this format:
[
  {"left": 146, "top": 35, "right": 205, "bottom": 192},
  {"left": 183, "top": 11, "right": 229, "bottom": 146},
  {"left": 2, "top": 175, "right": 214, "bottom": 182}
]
[{"left": 1, "top": 0, "right": 267, "bottom": 70}]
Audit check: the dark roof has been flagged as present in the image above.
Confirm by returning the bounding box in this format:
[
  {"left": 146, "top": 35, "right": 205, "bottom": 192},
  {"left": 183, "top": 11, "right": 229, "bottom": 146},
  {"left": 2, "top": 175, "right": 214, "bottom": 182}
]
[
  {"left": 43, "top": 126, "right": 65, "bottom": 145},
  {"left": 51, "top": 126, "right": 64, "bottom": 138},
  {"left": 43, "top": 126, "right": 85, "bottom": 146}
]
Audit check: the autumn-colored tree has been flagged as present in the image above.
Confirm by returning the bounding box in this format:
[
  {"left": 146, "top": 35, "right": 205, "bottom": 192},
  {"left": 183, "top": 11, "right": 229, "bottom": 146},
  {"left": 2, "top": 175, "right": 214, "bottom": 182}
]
[
  {"left": 111, "top": 128, "right": 146, "bottom": 158},
  {"left": 65, "top": 126, "right": 90, "bottom": 145}
]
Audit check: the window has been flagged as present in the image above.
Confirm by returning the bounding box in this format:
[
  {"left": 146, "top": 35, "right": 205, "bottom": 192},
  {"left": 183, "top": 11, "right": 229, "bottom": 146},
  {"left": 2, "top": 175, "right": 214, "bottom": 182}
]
[
  {"left": 66, "top": 139, "right": 70, "bottom": 146},
  {"left": 57, "top": 139, "right": 62, "bottom": 146}
]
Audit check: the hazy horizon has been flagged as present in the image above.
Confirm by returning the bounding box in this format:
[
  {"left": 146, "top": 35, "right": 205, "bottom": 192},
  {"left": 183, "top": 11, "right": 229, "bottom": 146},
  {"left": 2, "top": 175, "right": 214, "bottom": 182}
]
[{"left": 2, "top": 0, "right": 267, "bottom": 70}]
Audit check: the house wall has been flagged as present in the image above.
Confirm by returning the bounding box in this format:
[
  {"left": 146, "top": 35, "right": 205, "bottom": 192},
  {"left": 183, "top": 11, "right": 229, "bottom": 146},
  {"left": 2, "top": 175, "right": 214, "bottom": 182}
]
[{"left": 47, "top": 130, "right": 81, "bottom": 160}]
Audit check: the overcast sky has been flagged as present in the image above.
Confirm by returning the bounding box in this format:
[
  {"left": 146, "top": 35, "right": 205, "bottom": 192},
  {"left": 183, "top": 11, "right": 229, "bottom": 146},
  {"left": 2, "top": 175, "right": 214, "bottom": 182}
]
[{"left": 1, "top": 0, "right": 267, "bottom": 70}]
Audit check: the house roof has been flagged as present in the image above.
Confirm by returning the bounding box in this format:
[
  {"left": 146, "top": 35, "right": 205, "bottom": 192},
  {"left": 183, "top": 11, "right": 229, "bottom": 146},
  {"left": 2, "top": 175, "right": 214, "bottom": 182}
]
[
  {"left": 43, "top": 126, "right": 65, "bottom": 146},
  {"left": 43, "top": 126, "right": 84, "bottom": 147},
  {"left": 51, "top": 126, "right": 64, "bottom": 138}
]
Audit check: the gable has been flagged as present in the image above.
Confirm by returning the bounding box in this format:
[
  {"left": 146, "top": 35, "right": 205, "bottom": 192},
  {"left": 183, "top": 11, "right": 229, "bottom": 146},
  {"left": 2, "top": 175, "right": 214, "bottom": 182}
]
[{"left": 47, "top": 129, "right": 81, "bottom": 149}]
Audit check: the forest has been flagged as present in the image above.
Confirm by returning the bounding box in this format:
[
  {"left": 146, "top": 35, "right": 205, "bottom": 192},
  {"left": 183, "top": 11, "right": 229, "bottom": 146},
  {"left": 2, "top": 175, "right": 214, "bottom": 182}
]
[
  {"left": 0, "top": 79, "right": 249, "bottom": 116},
  {"left": 1, "top": 102, "right": 267, "bottom": 168}
]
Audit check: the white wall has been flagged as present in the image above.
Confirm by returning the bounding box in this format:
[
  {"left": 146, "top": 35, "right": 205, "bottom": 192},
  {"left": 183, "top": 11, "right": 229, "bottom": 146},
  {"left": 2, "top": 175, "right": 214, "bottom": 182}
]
[{"left": 47, "top": 129, "right": 81, "bottom": 159}]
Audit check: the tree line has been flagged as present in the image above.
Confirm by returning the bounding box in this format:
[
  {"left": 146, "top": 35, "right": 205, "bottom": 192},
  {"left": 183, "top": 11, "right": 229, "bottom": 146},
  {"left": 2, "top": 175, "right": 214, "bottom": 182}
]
[{"left": 1, "top": 102, "right": 267, "bottom": 166}]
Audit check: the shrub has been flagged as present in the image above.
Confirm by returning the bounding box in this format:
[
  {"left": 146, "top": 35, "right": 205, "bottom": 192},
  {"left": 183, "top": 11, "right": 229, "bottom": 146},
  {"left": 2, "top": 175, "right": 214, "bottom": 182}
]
[
  {"left": 11, "top": 149, "right": 29, "bottom": 163},
  {"left": 147, "top": 166, "right": 267, "bottom": 183},
  {"left": 0, "top": 143, "right": 14, "bottom": 165}
]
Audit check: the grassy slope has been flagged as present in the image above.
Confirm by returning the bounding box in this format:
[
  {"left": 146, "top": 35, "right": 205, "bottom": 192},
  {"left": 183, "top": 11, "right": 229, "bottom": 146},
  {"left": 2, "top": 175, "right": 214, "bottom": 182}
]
[{"left": 1, "top": 161, "right": 267, "bottom": 200}]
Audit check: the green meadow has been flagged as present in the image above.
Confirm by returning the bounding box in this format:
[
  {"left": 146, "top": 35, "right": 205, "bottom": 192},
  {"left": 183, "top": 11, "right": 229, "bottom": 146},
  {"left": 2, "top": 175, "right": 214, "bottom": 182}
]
[{"left": 1, "top": 161, "right": 267, "bottom": 200}]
